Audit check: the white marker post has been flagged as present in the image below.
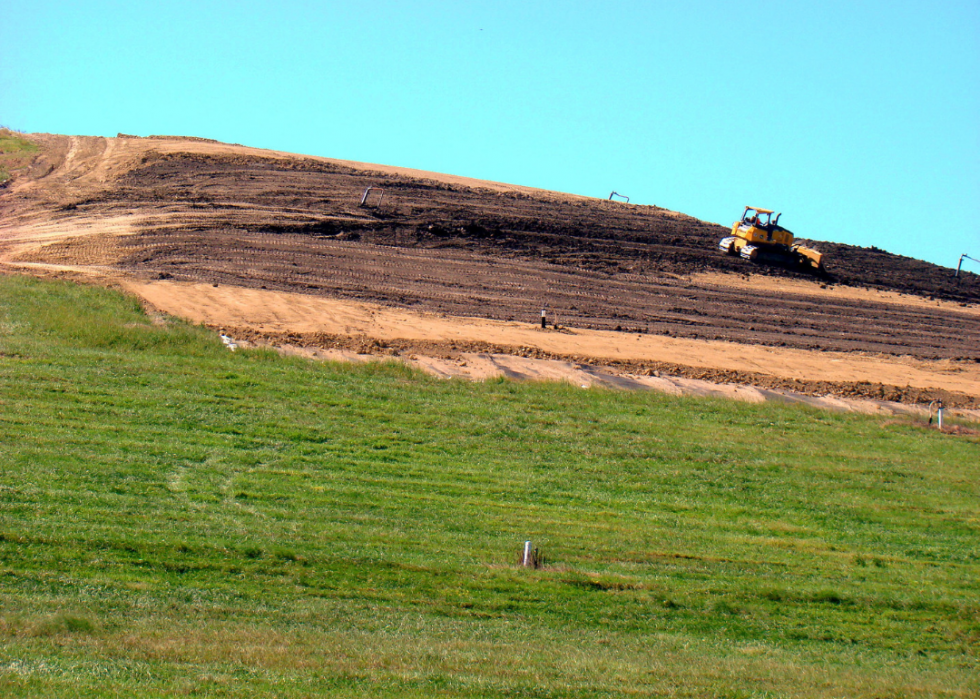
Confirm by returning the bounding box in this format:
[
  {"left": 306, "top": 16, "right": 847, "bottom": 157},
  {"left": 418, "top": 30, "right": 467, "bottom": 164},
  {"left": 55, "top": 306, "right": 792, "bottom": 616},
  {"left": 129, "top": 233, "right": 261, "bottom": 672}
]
[{"left": 523, "top": 541, "right": 533, "bottom": 567}]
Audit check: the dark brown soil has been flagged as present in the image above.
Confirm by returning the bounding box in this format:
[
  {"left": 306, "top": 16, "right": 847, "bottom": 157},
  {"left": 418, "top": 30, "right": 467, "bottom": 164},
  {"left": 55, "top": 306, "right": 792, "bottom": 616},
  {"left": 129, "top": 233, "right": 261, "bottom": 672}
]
[{"left": 112, "top": 150, "right": 979, "bottom": 298}]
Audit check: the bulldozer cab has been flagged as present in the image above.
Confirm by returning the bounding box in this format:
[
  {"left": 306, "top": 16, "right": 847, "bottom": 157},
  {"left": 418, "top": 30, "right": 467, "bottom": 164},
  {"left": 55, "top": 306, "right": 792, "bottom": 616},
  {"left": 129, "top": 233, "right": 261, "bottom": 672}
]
[{"left": 742, "top": 207, "right": 781, "bottom": 229}]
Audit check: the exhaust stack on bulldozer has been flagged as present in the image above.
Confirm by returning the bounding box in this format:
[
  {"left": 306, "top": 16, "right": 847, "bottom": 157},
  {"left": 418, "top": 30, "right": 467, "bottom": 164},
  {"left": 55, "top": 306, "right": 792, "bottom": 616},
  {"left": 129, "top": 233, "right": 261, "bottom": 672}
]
[{"left": 718, "top": 207, "right": 824, "bottom": 271}]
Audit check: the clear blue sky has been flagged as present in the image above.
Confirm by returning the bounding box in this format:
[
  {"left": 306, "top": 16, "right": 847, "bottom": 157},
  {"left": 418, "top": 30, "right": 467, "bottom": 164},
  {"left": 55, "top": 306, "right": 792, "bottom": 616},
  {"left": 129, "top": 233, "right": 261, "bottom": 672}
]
[{"left": 3, "top": 0, "right": 978, "bottom": 269}]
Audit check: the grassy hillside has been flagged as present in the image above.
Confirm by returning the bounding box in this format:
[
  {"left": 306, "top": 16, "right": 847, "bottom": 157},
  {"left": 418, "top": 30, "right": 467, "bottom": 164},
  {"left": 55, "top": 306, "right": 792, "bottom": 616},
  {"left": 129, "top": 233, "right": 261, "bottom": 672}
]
[{"left": 0, "top": 274, "right": 977, "bottom": 698}]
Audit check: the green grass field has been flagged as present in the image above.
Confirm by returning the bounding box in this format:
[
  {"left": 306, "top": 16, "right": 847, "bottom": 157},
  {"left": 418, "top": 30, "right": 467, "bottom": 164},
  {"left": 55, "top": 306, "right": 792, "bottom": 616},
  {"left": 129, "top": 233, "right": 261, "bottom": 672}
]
[{"left": 0, "top": 273, "right": 977, "bottom": 697}]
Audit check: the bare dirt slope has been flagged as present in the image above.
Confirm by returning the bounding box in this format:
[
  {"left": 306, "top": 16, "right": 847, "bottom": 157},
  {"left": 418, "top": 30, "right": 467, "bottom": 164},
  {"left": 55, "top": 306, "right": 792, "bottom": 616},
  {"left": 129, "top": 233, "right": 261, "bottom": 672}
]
[
  {"left": 122, "top": 279, "right": 980, "bottom": 406},
  {"left": 2, "top": 133, "right": 979, "bottom": 409}
]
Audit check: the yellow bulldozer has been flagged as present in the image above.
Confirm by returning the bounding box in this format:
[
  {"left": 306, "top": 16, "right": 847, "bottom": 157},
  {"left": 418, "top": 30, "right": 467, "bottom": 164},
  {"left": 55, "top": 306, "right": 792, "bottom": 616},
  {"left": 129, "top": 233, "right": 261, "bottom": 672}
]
[{"left": 718, "top": 207, "right": 824, "bottom": 271}]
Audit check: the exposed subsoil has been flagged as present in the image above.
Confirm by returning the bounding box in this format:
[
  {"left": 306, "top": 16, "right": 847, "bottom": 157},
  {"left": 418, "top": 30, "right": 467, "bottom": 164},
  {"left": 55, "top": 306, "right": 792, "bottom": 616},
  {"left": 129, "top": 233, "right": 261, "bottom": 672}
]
[
  {"left": 222, "top": 326, "right": 980, "bottom": 410},
  {"left": 2, "top": 134, "right": 979, "bottom": 410}
]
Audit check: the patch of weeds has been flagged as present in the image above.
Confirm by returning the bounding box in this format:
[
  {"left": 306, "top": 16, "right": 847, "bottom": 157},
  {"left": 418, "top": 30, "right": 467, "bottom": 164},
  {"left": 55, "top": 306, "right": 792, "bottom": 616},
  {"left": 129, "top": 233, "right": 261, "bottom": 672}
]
[
  {"left": 809, "top": 589, "right": 850, "bottom": 606},
  {"left": 760, "top": 587, "right": 786, "bottom": 602},
  {"left": 274, "top": 548, "right": 303, "bottom": 563},
  {"left": 716, "top": 691, "right": 763, "bottom": 699},
  {"left": 0, "top": 128, "right": 39, "bottom": 185},
  {"left": 30, "top": 613, "right": 98, "bottom": 637},
  {"left": 709, "top": 598, "right": 743, "bottom": 615},
  {"left": 560, "top": 575, "right": 636, "bottom": 592}
]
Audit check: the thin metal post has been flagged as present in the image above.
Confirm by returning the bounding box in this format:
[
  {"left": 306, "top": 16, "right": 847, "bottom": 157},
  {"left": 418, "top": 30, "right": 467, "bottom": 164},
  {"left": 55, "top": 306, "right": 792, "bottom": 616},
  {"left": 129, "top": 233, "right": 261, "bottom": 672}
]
[
  {"left": 359, "top": 187, "right": 385, "bottom": 207},
  {"left": 955, "top": 253, "right": 979, "bottom": 278}
]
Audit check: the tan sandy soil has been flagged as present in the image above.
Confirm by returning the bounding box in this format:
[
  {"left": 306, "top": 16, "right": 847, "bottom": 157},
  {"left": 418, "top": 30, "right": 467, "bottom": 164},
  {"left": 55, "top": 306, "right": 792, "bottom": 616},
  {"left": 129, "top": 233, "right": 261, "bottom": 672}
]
[
  {"left": 0, "top": 135, "right": 476, "bottom": 252},
  {"left": 139, "top": 137, "right": 591, "bottom": 200},
  {"left": 9, "top": 133, "right": 577, "bottom": 206},
  {"left": 689, "top": 272, "right": 980, "bottom": 317},
  {"left": 121, "top": 279, "right": 980, "bottom": 401},
  {"left": 277, "top": 346, "right": 979, "bottom": 422}
]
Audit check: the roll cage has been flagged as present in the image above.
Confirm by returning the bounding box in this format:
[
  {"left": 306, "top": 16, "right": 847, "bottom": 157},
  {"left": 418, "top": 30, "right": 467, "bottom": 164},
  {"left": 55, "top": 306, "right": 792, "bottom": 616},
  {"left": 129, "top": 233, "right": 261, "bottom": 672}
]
[{"left": 741, "top": 207, "right": 782, "bottom": 228}]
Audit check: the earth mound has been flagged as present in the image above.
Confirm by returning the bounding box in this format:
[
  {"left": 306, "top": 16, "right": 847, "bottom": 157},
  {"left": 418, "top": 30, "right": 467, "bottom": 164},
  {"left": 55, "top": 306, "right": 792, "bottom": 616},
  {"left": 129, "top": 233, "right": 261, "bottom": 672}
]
[{"left": 2, "top": 133, "right": 978, "bottom": 409}]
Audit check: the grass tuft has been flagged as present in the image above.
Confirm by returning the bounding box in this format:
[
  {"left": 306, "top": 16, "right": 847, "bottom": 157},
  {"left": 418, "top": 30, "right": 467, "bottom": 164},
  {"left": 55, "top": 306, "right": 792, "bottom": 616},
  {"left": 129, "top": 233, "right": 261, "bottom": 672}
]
[{"left": 0, "top": 128, "right": 40, "bottom": 185}]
